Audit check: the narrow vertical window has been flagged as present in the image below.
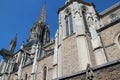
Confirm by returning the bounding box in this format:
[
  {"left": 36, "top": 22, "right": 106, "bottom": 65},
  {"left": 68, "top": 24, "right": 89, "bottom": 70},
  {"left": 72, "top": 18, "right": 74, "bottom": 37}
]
[
  {"left": 65, "top": 16, "right": 69, "bottom": 36},
  {"left": 65, "top": 8, "right": 74, "bottom": 37},
  {"left": 25, "top": 73, "right": 28, "bottom": 80},
  {"left": 82, "top": 11, "right": 89, "bottom": 32},
  {"left": 43, "top": 66, "right": 47, "bottom": 80},
  {"left": 65, "top": 14, "right": 74, "bottom": 37},
  {"left": 69, "top": 14, "right": 73, "bottom": 34},
  {"left": 118, "top": 35, "right": 120, "bottom": 45}
]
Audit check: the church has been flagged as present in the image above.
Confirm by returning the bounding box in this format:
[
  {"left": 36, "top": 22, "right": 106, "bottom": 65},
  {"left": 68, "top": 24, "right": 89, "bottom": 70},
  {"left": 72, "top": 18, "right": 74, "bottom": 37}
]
[{"left": 0, "top": 0, "right": 120, "bottom": 80}]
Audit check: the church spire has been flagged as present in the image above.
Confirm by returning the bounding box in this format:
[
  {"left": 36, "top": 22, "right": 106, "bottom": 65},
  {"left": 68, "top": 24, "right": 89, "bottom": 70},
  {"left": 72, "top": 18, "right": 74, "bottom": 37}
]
[
  {"left": 27, "top": 0, "right": 50, "bottom": 44},
  {"left": 38, "top": 1, "right": 46, "bottom": 23},
  {"left": 9, "top": 34, "right": 17, "bottom": 52}
]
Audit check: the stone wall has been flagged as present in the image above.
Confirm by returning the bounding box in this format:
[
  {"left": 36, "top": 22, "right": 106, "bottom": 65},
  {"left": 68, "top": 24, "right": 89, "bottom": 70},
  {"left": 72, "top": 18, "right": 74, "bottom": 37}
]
[
  {"left": 56, "top": 60, "right": 120, "bottom": 80},
  {"left": 100, "top": 23, "right": 120, "bottom": 61},
  {"left": 9, "top": 53, "right": 54, "bottom": 80},
  {"left": 10, "top": 72, "right": 17, "bottom": 80},
  {"left": 100, "top": 6, "right": 120, "bottom": 26},
  {"left": 37, "top": 53, "right": 54, "bottom": 80},
  {"left": 61, "top": 34, "right": 80, "bottom": 76}
]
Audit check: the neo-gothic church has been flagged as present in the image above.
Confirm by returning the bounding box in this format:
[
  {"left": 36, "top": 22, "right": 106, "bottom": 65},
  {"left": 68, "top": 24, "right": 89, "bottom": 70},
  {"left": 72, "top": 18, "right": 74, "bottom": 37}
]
[{"left": 0, "top": 0, "right": 120, "bottom": 80}]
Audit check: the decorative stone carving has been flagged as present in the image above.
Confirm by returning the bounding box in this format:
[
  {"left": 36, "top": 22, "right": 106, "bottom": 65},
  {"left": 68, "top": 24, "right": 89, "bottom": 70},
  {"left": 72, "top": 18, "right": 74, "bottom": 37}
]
[{"left": 86, "top": 64, "right": 94, "bottom": 80}]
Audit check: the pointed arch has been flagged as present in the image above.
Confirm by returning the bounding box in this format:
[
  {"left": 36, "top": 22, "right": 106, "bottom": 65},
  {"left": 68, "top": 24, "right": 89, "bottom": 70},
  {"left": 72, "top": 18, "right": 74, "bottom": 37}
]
[
  {"left": 64, "top": 7, "right": 74, "bottom": 37},
  {"left": 114, "top": 32, "right": 120, "bottom": 49},
  {"left": 43, "top": 66, "right": 47, "bottom": 80},
  {"left": 118, "top": 35, "right": 120, "bottom": 45}
]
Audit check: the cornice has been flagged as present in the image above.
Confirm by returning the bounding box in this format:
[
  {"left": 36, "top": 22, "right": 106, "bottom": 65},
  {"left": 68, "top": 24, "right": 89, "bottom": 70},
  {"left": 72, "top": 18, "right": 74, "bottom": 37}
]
[{"left": 58, "top": 0, "right": 94, "bottom": 14}]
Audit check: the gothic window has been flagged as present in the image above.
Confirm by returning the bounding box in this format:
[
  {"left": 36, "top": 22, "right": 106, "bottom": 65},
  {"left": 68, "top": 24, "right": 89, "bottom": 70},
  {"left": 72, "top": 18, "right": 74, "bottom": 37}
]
[
  {"left": 115, "top": 34, "right": 120, "bottom": 49},
  {"left": 65, "top": 16, "right": 69, "bottom": 36},
  {"left": 43, "top": 66, "right": 47, "bottom": 80},
  {"left": 118, "top": 35, "right": 120, "bottom": 45},
  {"left": 65, "top": 7, "right": 74, "bottom": 37},
  {"left": 65, "top": 14, "right": 74, "bottom": 37},
  {"left": 25, "top": 73, "right": 28, "bottom": 80},
  {"left": 69, "top": 14, "right": 73, "bottom": 34},
  {"left": 82, "top": 11, "right": 89, "bottom": 32}
]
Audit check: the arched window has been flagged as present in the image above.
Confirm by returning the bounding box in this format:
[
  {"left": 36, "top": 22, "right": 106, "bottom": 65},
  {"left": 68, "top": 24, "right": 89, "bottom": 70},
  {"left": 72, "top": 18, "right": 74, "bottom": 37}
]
[
  {"left": 43, "top": 66, "right": 47, "bottom": 80},
  {"left": 65, "top": 16, "right": 69, "bottom": 36},
  {"left": 65, "top": 8, "right": 74, "bottom": 37},
  {"left": 65, "top": 13, "right": 73, "bottom": 37},
  {"left": 115, "top": 33, "right": 120, "bottom": 49},
  {"left": 118, "top": 35, "right": 120, "bottom": 45},
  {"left": 82, "top": 11, "right": 89, "bottom": 32},
  {"left": 69, "top": 14, "right": 73, "bottom": 34}
]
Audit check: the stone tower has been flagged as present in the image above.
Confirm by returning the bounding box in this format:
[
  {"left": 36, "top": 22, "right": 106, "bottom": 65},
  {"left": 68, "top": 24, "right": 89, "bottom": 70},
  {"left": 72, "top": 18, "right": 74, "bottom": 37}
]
[{"left": 53, "top": 0, "right": 107, "bottom": 78}]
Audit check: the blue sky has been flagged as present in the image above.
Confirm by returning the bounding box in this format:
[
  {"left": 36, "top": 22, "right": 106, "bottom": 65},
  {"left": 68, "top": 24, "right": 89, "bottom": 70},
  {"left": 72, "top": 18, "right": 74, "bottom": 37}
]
[{"left": 0, "top": 0, "right": 119, "bottom": 60}]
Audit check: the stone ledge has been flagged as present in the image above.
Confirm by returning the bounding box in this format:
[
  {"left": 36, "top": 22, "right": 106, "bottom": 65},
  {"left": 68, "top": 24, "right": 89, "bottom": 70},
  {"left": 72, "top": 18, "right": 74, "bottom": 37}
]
[
  {"left": 93, "top": 59, "right": 120, "bottom": 71},
  {"left": 97, "top": 18, "right": 120, "bottom": 32},
  {"left": 53, "top": 59, "right": 120, "bottom": 80},
  {"left": 99, "top": 2, "right": 120, "bottom": 17}
]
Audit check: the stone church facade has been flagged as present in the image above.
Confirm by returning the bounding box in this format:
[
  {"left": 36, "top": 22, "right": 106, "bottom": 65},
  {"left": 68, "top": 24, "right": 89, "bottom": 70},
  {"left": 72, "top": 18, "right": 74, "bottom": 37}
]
[{"left": 0, "top": 0, "right": 120, "bottom": 80}]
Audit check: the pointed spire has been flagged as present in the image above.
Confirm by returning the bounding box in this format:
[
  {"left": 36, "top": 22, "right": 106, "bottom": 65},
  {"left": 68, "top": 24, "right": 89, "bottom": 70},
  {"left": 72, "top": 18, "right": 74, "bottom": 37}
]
[
  {"left": 38, "top": 1, "right": 46, "bottom": 23},
  {"left": 9, "top": 34, "right": 17, "bottom": 52}
]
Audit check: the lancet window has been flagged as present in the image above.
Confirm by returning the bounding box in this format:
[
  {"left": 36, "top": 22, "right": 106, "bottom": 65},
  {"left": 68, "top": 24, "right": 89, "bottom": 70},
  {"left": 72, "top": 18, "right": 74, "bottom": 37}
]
[
  {"left": 118, "top": 35, "right": 120, "bottom": 45},
  {"left": 43, "top": 66, "right": 47, "bottom": 80},
  {"left": 65, "top": 8, "right": 73, "bottom": 37}
]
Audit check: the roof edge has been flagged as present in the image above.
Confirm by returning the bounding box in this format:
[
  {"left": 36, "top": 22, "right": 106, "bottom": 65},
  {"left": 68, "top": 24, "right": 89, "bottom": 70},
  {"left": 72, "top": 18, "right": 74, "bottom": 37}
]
[
  {"left": 58, "top": 0, "right": 94, "bottom": 14},
  {"left": 99, "top": 2, "right": 120, "bottom": 17}
]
